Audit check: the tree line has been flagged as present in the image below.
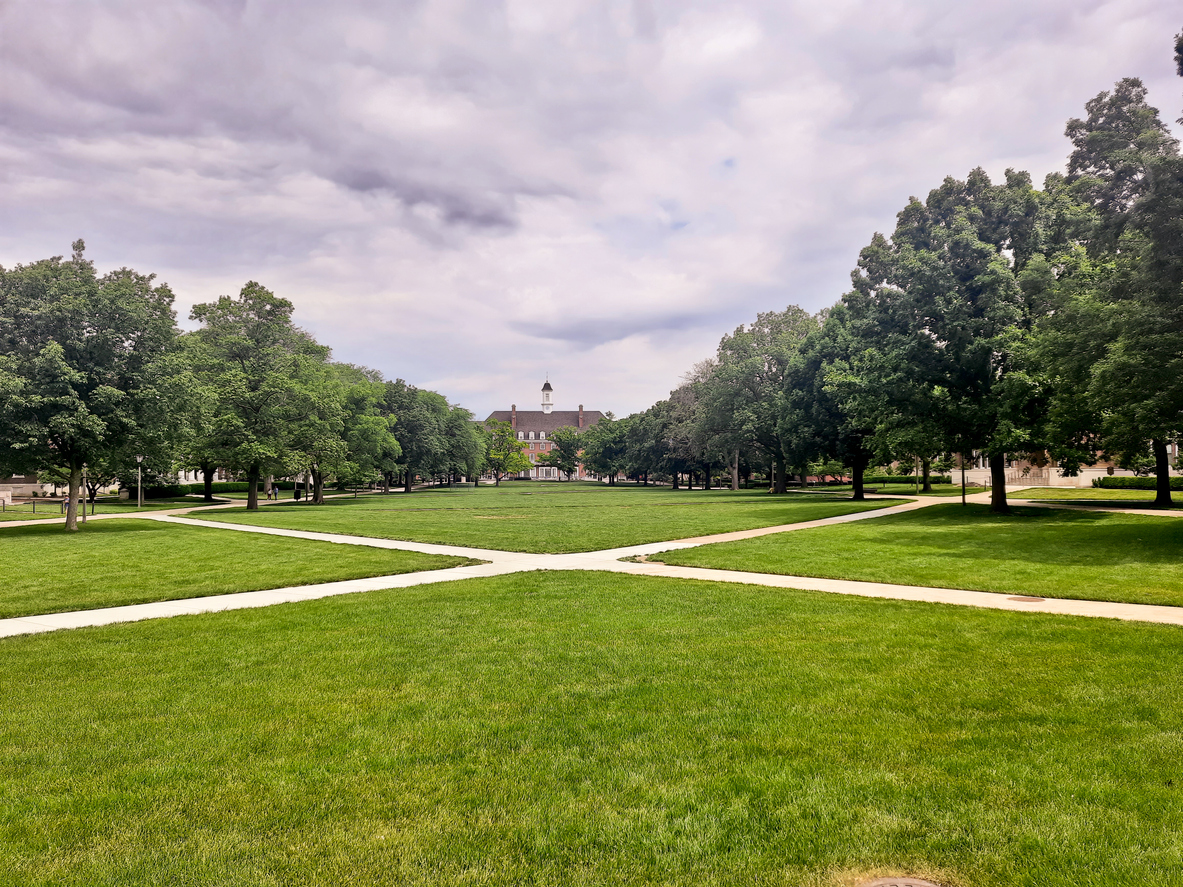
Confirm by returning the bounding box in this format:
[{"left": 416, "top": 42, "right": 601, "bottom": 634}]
[
  {"left": 0, "top": 252, "right": 484, "bottom": 530},
  {"left": 583, "top": 38, "right": 1183, "bottom": 512}
]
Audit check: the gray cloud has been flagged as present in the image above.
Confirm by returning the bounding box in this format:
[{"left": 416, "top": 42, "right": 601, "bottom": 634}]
[{"left": 1, "top": 0, "right": 1180, "bottom": 417}]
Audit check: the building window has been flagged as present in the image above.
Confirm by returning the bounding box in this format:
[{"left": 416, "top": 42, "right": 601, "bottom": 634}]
[
  {"left": 529, "top": 453, "right": 535, "bottom": 462},
  {"left": 529, "top": 432, "right": 535, "bottom": 440},
  {"left": 517, "top": 432, "right": 523, "bottom": 440},
  {"left": 539, "top": 432, "right": 546, "bottom": 440},
  {"left": 529, "top": 442, "right": 534, "bottom": 450}
]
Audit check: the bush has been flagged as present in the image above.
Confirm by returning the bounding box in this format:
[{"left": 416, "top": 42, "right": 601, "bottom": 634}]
[
  {"left": 862, "top": 474, "right": 952, "bottom": 485},
  {"left": 138, "top": 484, "right": 193, "bottom": 499},
  {"left": 1092, "top": 476, "right": 1183, "bottom": 490}
]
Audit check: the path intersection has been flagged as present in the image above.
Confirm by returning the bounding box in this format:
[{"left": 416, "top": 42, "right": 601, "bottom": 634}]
[{"left": 3, "top": 488, "right": 1183, "bottom": 639}]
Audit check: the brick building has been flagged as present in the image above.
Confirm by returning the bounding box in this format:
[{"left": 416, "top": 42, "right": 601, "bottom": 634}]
[{"left": 485, "top": 381, "right": 606, "bottom": 480}]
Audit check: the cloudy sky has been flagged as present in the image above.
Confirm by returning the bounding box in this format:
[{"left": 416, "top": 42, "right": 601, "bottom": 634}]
[{"left": 2, "top": 1, "right": 1180, "bottom": 417}]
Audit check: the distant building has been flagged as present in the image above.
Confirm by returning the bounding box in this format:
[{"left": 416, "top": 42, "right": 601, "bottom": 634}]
[{"left": 485, "top": 381, "right": 606, "bottom": 480}]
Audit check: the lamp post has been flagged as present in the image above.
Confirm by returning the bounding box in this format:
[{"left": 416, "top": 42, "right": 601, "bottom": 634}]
[{"left": 136, "top": 454, "right": 144, "bottom": 508}]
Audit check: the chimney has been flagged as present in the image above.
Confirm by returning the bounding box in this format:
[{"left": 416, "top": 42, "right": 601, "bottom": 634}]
[
  {"left": 511, "top": 404, "right": 516, "bottom": 430},
  {"left": 578, "top": 404, "right": 584, "bottom": 429}
]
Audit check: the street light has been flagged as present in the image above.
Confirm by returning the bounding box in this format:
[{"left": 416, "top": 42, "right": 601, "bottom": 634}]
[{"left": 136, "top": 454, "right": 144, "bottom": 509}]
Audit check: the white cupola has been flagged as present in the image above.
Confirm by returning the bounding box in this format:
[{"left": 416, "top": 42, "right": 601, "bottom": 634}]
[{"left": 541, "top": 379, "right": 553, "bottom": 414}]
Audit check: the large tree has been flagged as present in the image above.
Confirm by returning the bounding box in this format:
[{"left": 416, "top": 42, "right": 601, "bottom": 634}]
[
  {"left": 844, "top": 169, "right": 1052, "bottom": 513},
  {"left": 1054, "top": 71, "right": 1183, "bottom": 506},
  {"left": 0, "top": 241, "right": 178, "bottom": 529},
  {"left": 188, "top": 282, "right": 330, "bottom": 510}
]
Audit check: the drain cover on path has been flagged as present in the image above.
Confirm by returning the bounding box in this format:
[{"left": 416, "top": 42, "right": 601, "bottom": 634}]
[{"left": 857, "top": 879, "right": 944, "bottom": 887}]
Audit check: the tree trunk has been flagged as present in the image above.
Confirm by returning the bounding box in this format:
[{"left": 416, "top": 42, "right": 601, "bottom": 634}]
[
  {"left": 774, "top": 456, "right": 787, "bottom": 494},
  {"left": 404, "top": 470, "right": 412, "bottom": 493},
  {"left": 203, "top": 465, "right": 215, "bottom": 502},
  {"left": 704, "top": 466, "right": 711, "bottom": 490},
  {"left": 311, "top": 467, "right": 325, "bottom": 505},
  {"left": 989, "top": 451, "right": 1010, "bottom": 514},
  {"left": 247, "top": 465, "right": 260, "bottom": 511},
  {"left": 851, "top": 452, "right": 868, "bottom": 501},
  {"left": 65, "top": 465, "right": 81, "bottom": 531},
  {"left": 731, "top": 450, "right": 739, "bottom": 491},
  {"left": 921, "top": 458, "right": 932, "bottom": 492},
  {"left": 1152, "top": 438, "right": 1173, "bottom": 508},
  {"left": 671, "top": 472, "right": 679, "bottom": 490}
]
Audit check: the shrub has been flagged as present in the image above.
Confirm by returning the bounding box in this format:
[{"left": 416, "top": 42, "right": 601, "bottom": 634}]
[
  {"left": 138, "top": 484, "right": 193, "bottom": 499},
  {"left": 863, "top": 474, "right": 952, "bottom": 485},
  {"left": 1092, "top": 476, "right": 1183, "bottom": 490}
]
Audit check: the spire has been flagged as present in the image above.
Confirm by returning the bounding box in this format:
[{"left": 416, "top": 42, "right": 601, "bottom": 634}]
[{"left": 541, "top": 379, "right": 553, "bottom": 414}]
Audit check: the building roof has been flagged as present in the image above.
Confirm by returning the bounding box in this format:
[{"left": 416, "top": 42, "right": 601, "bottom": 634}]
[
  {"left": 485, "top": 409, "right": 605, "bottom": 434},
  {"left": 541, "top": 381, "right": 553, "bottom": 392}
]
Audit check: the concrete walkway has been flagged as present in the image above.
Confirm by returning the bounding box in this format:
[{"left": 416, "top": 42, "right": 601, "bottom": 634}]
[{"left": 4, "top": 488, "right": 1183, "bottom": 639}]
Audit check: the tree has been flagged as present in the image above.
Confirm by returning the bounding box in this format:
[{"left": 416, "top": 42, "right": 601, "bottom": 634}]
[
  {"left": 443, "top": 407, "right": 485, "bottom": 484},
  {"left": 188, "top": 282, "right": 330, "bottom": 510},
  {"left": 580, "top": 415, "right": 629, "bottom": 484},
  {"left": 538, "top": 425, "right": 581, "bottom": 480},
  {"left": 1053, "top": 70, "right": 1183, "bottom": 507},
  {"left": 783, "top": 305, "right": 878, "bottom": 499},
  {"left": 483, "top": 419, "right": 529, "bottom": 485},
  {"left": 290, "top": 361, "right": 348, "bottom": 505},
  {"left": 698, "top": 307, "right": 822, "bottom": 493},
  {"left": 333, "top": 364, "right": 402, "bottom": 492},
  {"left": 0, "top": 241, "right": 178, "bottom": 530},
  {"left": 844, "top": 169, "right": 1052, "bottom": 513}
]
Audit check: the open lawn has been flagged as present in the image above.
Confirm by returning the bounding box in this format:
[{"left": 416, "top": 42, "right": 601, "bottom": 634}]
[
  {"left": 192, "top": 482, "right": 905, "bottom": 553},
  {"left": 0, "top": 520, "right": 475, "bottom": 619},
  {"left": 0, "top": 497, "right": 221, "bottom": 522},
  {"left": 652, "top": 503, "right": 1183, "bottom": 607},
  {"left": 1, "top": 571, "right": 1180, "bottom": 886},
  {"left": 1017, "top": 487, "right": 1181, "bottom": 507}
]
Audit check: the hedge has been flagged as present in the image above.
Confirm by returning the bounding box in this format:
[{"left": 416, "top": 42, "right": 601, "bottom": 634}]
[
  {"left": 862, "top": 474, "right": 953, "bottom": 485},
  {"left": 1092, "top": 476, "right": 1183, "bottom": 490},
  {"left": 138, "top": 484, "right": 193, "bottom": 499}
]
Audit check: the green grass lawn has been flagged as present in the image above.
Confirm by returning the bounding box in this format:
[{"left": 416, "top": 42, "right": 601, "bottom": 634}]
[
  {"left": 652, "top": 503, "right": 1183, "bottom": 607},
  {"left": 1017, "top": 487, "right": 1182, "bottom": 507},
  {"left": 0, "top": 497, "right": 220, "bottom": 522},
  {"left": 0, "top": 520, "right": 475, "bottom": 619},
  {"left": 191, "top": 483, "right": 906, "bottom": 553},
  {"left": 1, "top": 571, "right": 1180, "bottom": 886}
]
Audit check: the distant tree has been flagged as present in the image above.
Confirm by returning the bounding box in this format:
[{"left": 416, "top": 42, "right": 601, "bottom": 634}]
[
  {"left": 581, "top": 415, "right": 629, "bottom": 484},
  {"left": 483, "top": 419, "right": 529, "bottom": 485},
  {"left": 538, "top": 425, "right": 581, "bottom": 480},
  {"left": 188, "top": 282, "right": 330, "bottom": 510},
  {"left": 332, "top": 364, "right": 402, "bottom": 491},
  {"left": 698, "top": 307, "right": 821, "bottom": 493},
  {"left": 443, "top": 407, "right": 485, "bottom": 484},
  {"left": 0, "top": 241, "right": 178, "bottom": 529}
]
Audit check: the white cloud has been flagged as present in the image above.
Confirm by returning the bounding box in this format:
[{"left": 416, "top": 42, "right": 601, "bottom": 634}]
[{"left": 1, "top": 0, "right": 1180, "bottom": 417}]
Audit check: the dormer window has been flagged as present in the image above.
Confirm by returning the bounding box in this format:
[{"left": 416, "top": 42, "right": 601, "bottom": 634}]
[
  {"left": 529, "top": 432, "right": 535, "bottom": 440},
  {"left": 517, "top": 432, "right": 524, "bottom": 440},
  {"left": 539, "top": 432, "right": 546, "bottom": 441}
]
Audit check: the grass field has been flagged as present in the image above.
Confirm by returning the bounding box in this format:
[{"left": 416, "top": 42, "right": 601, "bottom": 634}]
[
  {"left": 1017, "top": 487, "right": 1181, "bottom": 506},
  {"left": 0, "top": 520, "right": 475, "bottom": 618},
  {"left": 191, "top": 483, "right": 905, "bottom": 553},
  {"left": 651, "top": 503, "right": 1183, "bottom": 607},
  {"left": 0, "top": 497, "right": 223, "bottom": 522},
  {"left": 1, "top": 571, "right": 1180, "bottom": 886}
]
